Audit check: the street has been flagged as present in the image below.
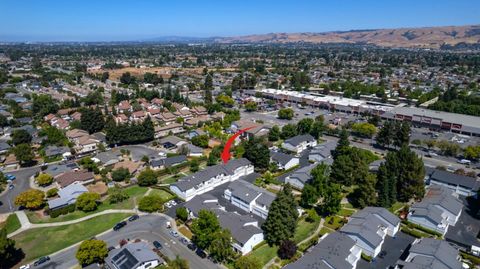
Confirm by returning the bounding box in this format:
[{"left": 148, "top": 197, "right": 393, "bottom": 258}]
[
  {"left": 34, "top": 215, "right": 221, "bottom": 269},
  {"left": 0, "top": 166, "right": 40, "bottom": 213}
]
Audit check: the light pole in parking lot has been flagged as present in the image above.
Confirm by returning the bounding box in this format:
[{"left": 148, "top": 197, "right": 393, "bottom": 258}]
[{"left": 6, "top": 187, "right": 13, "bottom": 212}]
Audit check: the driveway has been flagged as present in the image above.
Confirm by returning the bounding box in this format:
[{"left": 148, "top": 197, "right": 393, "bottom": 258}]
[
  {"left": 33, "top": 215, "right": 221, "bottom": 269},
  {"left": 0, "top": 166, "right": 40, "bottom": 213}
]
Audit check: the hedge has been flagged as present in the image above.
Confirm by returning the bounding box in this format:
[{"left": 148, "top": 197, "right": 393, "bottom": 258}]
[
  {"left": 460, "top": 251, "right": 480, "bottom": 265},
  {"left": 48, "top": 204, "right": 76, "bottom": 218},
  {"left": 401, "top": 227, "right": 426, "bottom": 238},
  {"left": 361, "top": 253, "right": 373, "bottom": 262},
  {"left": 402, "top": 220, "right": 443, "bottom": 237}
]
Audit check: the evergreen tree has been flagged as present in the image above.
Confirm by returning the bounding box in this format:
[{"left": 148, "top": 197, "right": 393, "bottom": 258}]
[
  {"left": 0, "top": 228, "right": 22, "bottom": 268},
  {"left": 191, "top": 210, "right": 221, "bottom": 250},
  {"left": 332, "top": 129, "right": 350, "bottom": 159},
  {"left": 243, "top": 138, "right": 270, "bottom": 171},
  {"left": 376, "top": 121, "right": 394, "bottom": 148},
  {"left": 393, "top": 122, "right": 411, "bottom": 148},
  {"left": 81, "top": 107, "right": 105, "bottom": 134},
  {"left": 268, "top": 125, "right": 280, "bottom": 142},
  {"left": 352, "top": 173, "right": 377, "bottom": 208},
  {"left": 321, "top": 183, "right": 342, "bottom": 215},
  {"left": 262, "top": 184, "right": 298, "bottom": 246}
]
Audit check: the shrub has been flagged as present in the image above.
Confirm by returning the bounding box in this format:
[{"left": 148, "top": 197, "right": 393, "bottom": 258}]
[
  {"left": 138, "top": 195, "right": 163, "bottom": 212},
  {"left": 76, "top": 192, "right": 101, "bottom": 212},
  {"left": 137, "top": 168, "right": 158, "bottom": 186},
  {"left": 278, "top": 240, "right": 297, "bottom": 260},
  {"left": 176, "top": 207, "right": 188, "bottom": 222},
  {"left": 46, "top": 188, "right": 58, "bottom": 197},
  {"left": 111, "top": 167, "right": 131, "bottom": 182},
  {"left": 108, "top": 187, "right": 129, "bottom": 204},
  {"left": 49, "top": 203, "right": 76, "bottom": 218},
  {"left": 36, "top": 173, "right": 54, "bottom": 186}
]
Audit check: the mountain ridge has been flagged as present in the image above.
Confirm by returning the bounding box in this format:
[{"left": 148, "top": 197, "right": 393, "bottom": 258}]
[{"left": 214, "top": 24, "right": 480, "bottom": 49}]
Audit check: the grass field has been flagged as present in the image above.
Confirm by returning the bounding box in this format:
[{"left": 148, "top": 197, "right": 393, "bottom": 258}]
[
  {"left": 337, "top": 208, "right": 355, "bottom": 217},
  {"left": 324, "top": 215, "right": 346, "bottom": 230},
  {"left": 13, "top": 213, "right": 132, "bottom": 261},
  {"left": 149, "top": 189, "right": 175, "bottom": 201},
  {"left": 248, "top": 243, "right": 278, "bottom": 267},
  {"left": 178, "top": 226, "right": 193, "bottom": 239},
  {"left": 27, "top": 186, "right": 148, "bottom": 224},
  {"left": 294, "top": 217, "right": 320, "bottom": 243},
  {"left": 0, "top": 214, "right": 21, "bottom": 234}
]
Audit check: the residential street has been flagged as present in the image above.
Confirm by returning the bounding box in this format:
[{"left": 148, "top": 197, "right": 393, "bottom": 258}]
[
  {"left": 0, "top": 166, "right": 40, "bottom": 213},
  {"left": 33, "top": 215, "right": 221, "bottom": 269}
]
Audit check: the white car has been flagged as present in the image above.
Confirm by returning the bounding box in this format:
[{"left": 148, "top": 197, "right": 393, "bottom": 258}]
[
  {"left": 458, "top": 159, "right": 471, "bottom": 165},
  {"left": 170, "top": 200, "right": 177, "bottom": 206},
  {"left": 20, "top": 265, "right": 30, "bottom": 269}
]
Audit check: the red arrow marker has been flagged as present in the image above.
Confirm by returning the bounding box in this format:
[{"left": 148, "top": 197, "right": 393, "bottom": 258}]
[{"left": 221, "top": 126, "right": 256, "bottom": 164}]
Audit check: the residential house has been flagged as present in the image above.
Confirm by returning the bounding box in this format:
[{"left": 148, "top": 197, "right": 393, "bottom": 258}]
[
  {"left": 270, "top": 151, "right": 299, "bottom": 170},
  {"left": 308, "top": 140, "right": 337, "bottom": 163},
  {"left": 47, "top": 183, "right": 88, "bottom": 210},
  {"left": 44, "top": 146, "right": 71, "bottom": 160},
  {"left": 188, "top": 129, "right": 206, "bottom": 139},
  {"left": 282, "top": 134, "right": 317, "bottom": 154},
  {"left": 115, "top": 114, "right": 129, "bottom": 124},
  {"left": 0, "top": 142, "right": 11, "bottom": 155},
  {"left": 150, "top": 155, "right": 187, "bottom": 170},
  {"left": 131, "top": 110, "right": 147, "bottom": 122},
  {"left": 284, "top": 232, "right": 362, "bottom": 269},
  {"left": 55, "top": 169, "right": 95, "bottom": 188},
  {"left": 170, "top": 158, "right": 253, "bottom": 201},
  {"left": 285, "top": 163, "right": 317, "bottom": 189},
  {"left": 224, "top": 179, "right": 276, "bottom": 219},
  {"left": 117, "top": 100, "right": 132, "bottom": 113},
  {"left": 156, "top": 112, "right": 176, "bottom": 124},
  {"left": 340, "top": 207, "right": 400, "bottom": 258},
  {"left": 154, "top": 123, "right": 185, "bottom": 139},
  {"left": 159, "top": 136, "right": 187, "bottom": 150},
  {"left": 425, "top": 167, "right": 480, "bottom": 197},
  {"left": 184, "top": 116, "right": 209, "bottom": 127},
  {"left": 395, "top": 238, "right": 462, "bottom": 269},
  {"left": 105, "top": 242, "right": 164, "bottom": 269},
  {"left": 44, "top": 162, "right": 79, "bottom": 177},
  {"left": 408, "top": 185, "right": 463, "bottom": 236},
  {"left": 191, "top": 106, "right": 207, "bottom": 116},
  {"left": 3, "top": 154, "right": 18, "bottom": 169},
  {"left": 93, "top": 151, "right": 122, "bottom": 167},
  {"left": 183, "top": 143, "right": 203, "bottom": 157},
  {"left": 216, "top": 210, "right": 264, "bottom": 255}
]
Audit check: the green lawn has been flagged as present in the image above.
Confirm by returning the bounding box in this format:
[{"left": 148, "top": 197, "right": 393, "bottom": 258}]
[
  {"left": 337, "top": 208, "right": 355, "bottom": 217},
  {"left": 294, "top": 217, "right": 320, "bottom": 243},
  {"left": 324, "top": 216, "right": 346, "bottom": 230},
  {"left": 248, "top": 243, "right": 278, "bottom": 267},
  {"left": 149, "top": 189, "right": 175, "bottom": 201},
  {"left": 13, "top": 213, "right": 132, "bottom": 261},
  {"left": 27, "top": 186, "right": 148, "bottom": 224},
  {"left": 389, "top": 202, "right": 406, "bottom": 213},
  {"left": 0, "top": 214, "right": 21, "bottom": 234}
]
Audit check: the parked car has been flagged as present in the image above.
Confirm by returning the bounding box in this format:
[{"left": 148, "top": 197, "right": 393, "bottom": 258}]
[
  {"left": 5, "top": 174, "right": 15, "bottom": 181},
  {"left": 180, "top": 237, "right": 189, "bottom": 245},
  {"left": 170, "top": 200, "right": 177, "bottom": 206},
  {"left": 153, "top": 240, "right": 163, "bottom": 249},
  {"left": 426, "top": 151, "right": 438, "bottom": 157},
  {"left": 8, "top": 184, "right": 14, "bottom": 190},
  {"left": 34, "top": 256, "right": 50, "bottom": 266},
  {"left": 113, "top": 221, "right": 127, "bottom": 231},
  {"left": 187, "top": 243, "right": 197, "bottom": 251},
  {"left": 128, "top": 215, "right": 139, "bottom": 222},
  {"left": 196, "top": 249, "right": 207, "bottom": 259},
  {"left": 378, "top": 250, "right": 387, "bottom": 258},
  {"left": 19, "top": 265, "right": 30, "bottom": 269},
  {"left": 107, "top": 246, "right": 116, "bottom": 252},
  {"left": 458, "top": 159, "right": 471, "bottom": 165},
  {"left": 170, "top": 230, "right": 179, "bottom": 237}
]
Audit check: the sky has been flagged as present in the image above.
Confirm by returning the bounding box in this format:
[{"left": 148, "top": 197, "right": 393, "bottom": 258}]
[{"left": 0, "top": 0, "right": 479, "bottom": 42}]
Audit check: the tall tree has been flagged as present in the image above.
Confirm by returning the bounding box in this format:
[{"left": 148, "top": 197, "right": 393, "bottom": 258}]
[
  {"left": 321, "top": 183, "right": 342, "bottom": 215},
  {"left": 209, "top": 229, "right": 235, "bottom": 263},
  {"left": 191, "top": 210, "right": 221, "bottom": 250},
  {"left": 351, "top": 173, "right": 377, "bottom": 208},
  {"left": 268, "top": 125, "right": 280, "bottom": 142},
  {"left": 262, "top": 184, "right": 298, "bottom": 246},
  {"left": 243, "top": 138, "right": 270, "bottom": 171},
  {"left": 297, "top": 118, "right": 314, "bottom": 134},
  {"left": 80, "top": 107, "right": 105, "bottom": 134},
  {"left": 332, "top": 129, "right": 350, "bottom": 159},
  {"left": 375, "top": 121, "right": 394, "bottom": 148},
  {"left": 393, "top": 122, "right": 411, "bottom": 148},
  {"left": 0, "top": 228, "right": 22, "bottom": 268}
]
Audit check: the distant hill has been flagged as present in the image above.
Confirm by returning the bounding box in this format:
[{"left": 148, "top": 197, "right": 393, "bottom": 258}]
[{"left": 215, "top": 25, "right": 480, "bottom": 49}]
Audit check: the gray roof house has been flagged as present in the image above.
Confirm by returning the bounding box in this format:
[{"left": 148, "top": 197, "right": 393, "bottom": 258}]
[
  {"left": 215, "top": 210, "right": 264, "bottom": 255},
  {"left": 105, "top": 242, "right": 164, "bottom": 269},
  {"left": 340, "top": 207, "right": 400, "bottom": 258},
  {"left": 47, "top": 183, "right": 88, "bottom": 210},
  {"left": 269, "top": 150, "right": 299, "bottom": 170},
  {"left": 224, "top": 179, "right": 276, "bottom": 219},
  {"left": 0, "top": 142, "right": 11, "bottom": 154},
  {"left": 43, "top": 162, "right": 79, "bottom": 177},
  {"left": 282, "top": 134, "right": 317, "bottom": 154},
  {"left": 285, "top": 163, "right": 318, "bottom": 189},
  {"left": 425, "top": 167, "right": 480, "bottom": 197},
  {"left": 150, "top": 155, "right": 187, "bottom": 169},
  {"left": 284, "top": 232, "right": 362, "bottom": 269},
  {"left": 170, "top": 158, "right": 254, "bottom": 201},
  {"left": 408, "top": 185, "right": 463, "bottom": 236},
  {"left": 308, "top": 140, "right": 337, "bottom": 163},
  {"left": 93, "top": 151, "right": 122, "bottom": 166},
  {"left": 44, "top": 146, "right": 71, "bottom": 158},
  {"left": 184, "top": 193, "right": 224, "bottom": 217},
  {"left": 184, "top": 143, "right": 204, "bottom": 157},
  {"left": 396, "top": 238, "right": 462, "bottom": 269}
]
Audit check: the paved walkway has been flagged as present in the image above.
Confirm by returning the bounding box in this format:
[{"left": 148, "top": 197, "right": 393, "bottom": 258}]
[{"left": 8, "top": 209, "right": 138, "bottom": 237}]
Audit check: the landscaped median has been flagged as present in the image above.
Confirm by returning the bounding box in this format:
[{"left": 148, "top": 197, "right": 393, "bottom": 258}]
[{"left": 12, "top": 213, "right": 132, "bottom": 262}]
